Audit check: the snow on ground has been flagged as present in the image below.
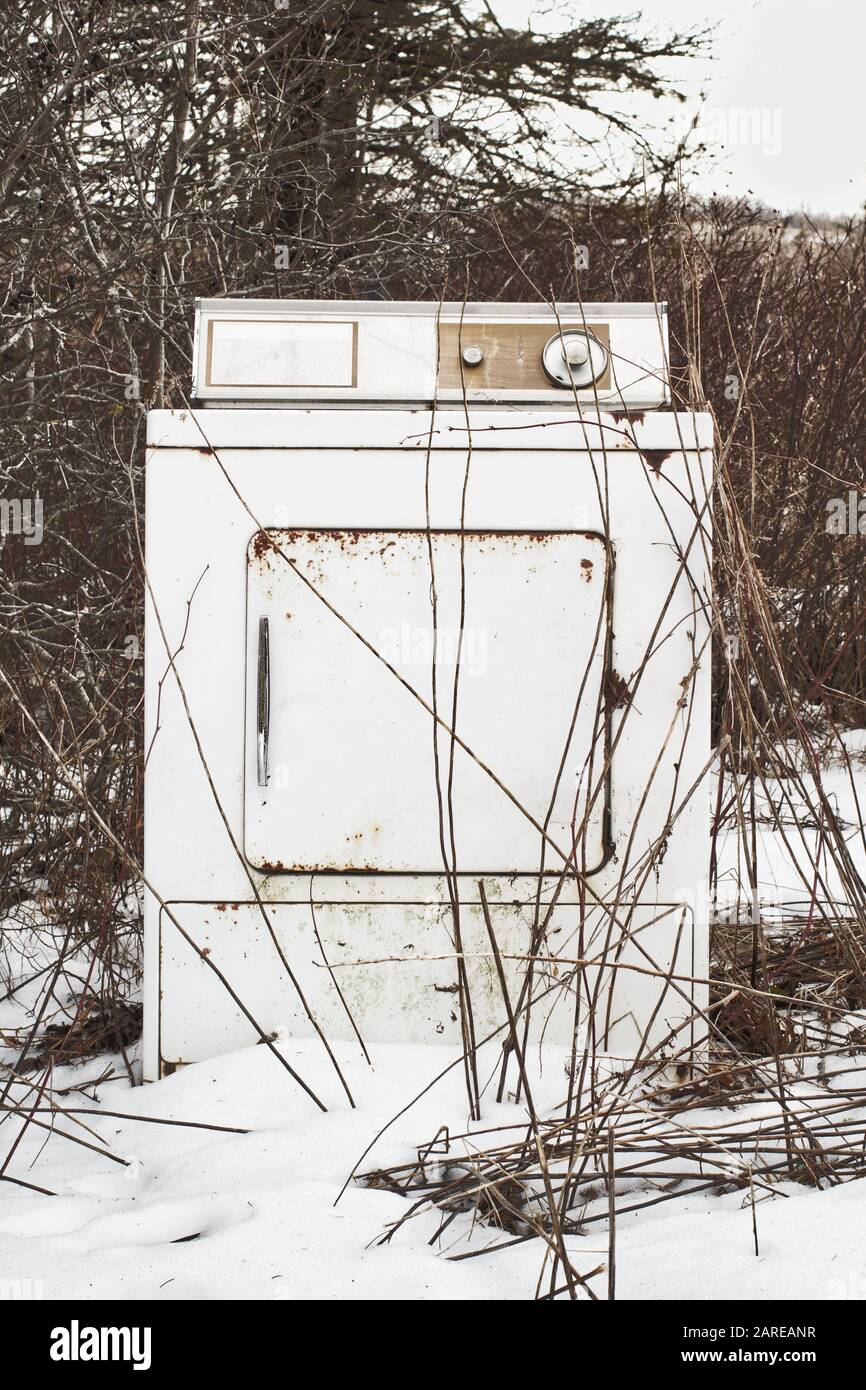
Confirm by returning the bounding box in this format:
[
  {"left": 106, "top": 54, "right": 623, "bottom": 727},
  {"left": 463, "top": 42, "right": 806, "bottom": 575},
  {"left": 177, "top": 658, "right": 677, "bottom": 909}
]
[
  {"left": 713, "top": 733, "right": 866, "bottom": 915},
  {"left": 0, "top": 1039, "right": 542, "bottom": 1301},
  {"left": 596, "top": 1176, "right": 866, "bottom": 1301},
  {"left": 1, "top": 1034, "right": 866, "bottom": 1301}
]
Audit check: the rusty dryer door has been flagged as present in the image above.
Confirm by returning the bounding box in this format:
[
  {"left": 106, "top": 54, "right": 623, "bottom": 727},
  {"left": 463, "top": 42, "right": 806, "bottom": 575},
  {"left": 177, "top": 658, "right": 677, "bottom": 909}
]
[{"left": 244, "top": 527, "right": 611, "bottom": 875}]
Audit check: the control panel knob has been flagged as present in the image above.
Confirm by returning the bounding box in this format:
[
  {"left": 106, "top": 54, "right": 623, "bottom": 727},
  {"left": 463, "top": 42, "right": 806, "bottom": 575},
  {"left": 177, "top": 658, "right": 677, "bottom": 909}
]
[
  {"left": 541, "top": 330, "right": 608, "bottom": 389},
  {"left": 461, "top": 344, "right": 484, "bottom": 367},
  {"left": 562, "top": 337, "right": 590, "bottom": 367}
]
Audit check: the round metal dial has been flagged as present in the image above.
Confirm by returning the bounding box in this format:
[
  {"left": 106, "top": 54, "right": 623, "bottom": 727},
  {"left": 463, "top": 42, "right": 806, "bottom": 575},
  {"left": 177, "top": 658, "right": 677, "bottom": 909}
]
[
  {"left": 541, "top": 330, "right": 608, "bottom": 389},
  {"left": 461, "top": 344, "right": 484, "bottom": 367}
]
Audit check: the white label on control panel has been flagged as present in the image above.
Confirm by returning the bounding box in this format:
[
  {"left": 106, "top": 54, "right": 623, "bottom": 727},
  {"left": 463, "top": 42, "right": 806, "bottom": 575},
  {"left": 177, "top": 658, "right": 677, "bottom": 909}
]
[{"left": 207, "top": 319, "right": 356, "bottom": 388}]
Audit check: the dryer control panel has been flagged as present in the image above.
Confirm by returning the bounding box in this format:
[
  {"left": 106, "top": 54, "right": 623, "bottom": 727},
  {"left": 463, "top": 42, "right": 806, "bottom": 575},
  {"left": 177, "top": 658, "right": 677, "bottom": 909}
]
[{"left": 192, "top": 299, "right": 669, "bottom": 408}]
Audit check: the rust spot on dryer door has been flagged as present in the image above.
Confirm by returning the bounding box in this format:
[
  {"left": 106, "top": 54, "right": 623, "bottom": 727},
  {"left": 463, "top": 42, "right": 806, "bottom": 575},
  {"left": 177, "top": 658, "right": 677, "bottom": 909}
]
[{"left": 252, "top": 530, "right": 275, "bottom": 560}]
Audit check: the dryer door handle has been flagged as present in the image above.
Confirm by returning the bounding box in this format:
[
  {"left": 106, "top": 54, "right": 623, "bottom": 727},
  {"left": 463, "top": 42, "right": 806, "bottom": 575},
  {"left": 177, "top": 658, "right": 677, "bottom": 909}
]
[{"left": 256, "top": 616, "right": 270, "bottom": 787}]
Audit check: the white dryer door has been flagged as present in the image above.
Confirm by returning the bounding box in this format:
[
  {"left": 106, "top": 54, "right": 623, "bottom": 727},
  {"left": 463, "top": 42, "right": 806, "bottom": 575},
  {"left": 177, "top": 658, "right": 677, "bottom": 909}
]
[{"left": 244, "top": 528, "right": 611, "bottom": 874}]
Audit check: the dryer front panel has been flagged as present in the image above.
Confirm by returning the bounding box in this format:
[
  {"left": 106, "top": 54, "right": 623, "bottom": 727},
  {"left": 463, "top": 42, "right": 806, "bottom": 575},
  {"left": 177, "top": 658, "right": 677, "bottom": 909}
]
[{"left": 244, "top": 527, "right": 611, "bottom": 874}]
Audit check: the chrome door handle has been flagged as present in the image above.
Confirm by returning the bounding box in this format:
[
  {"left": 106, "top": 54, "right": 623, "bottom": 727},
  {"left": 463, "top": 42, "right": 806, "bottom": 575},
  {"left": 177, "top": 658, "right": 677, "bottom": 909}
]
[{"left": 256, "top": 616, "right": 270, "bottom": 787}]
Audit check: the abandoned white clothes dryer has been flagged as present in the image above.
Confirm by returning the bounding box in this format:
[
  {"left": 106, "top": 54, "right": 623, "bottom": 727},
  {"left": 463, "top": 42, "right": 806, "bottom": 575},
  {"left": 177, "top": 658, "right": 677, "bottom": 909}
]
[{"left": 143, "top": 301, "right": 712, "bottom": 1079}]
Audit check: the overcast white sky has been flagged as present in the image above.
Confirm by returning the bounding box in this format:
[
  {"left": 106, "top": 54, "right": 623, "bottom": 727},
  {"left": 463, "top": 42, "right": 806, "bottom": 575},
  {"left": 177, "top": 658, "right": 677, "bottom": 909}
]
[{"left": 494, "top": 0, "right": 866, "bottom": 216}]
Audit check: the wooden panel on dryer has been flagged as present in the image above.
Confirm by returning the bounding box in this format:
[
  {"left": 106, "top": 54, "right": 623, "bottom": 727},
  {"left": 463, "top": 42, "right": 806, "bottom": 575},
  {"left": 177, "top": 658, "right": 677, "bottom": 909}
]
[{"left": 437, "top": 321, "right": 610, "bottom": 392}]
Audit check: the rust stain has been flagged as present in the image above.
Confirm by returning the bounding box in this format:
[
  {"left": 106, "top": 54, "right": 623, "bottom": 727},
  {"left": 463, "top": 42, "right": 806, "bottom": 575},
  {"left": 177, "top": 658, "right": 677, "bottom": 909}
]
[
  {"left": 252, "top": 530, "right": 275, "bottom": 560},
  {"left": 604, "top": 670, "right": 632, "bottom": 711},
  {"left": 258, "top": 858, "right": 385, "bottom": 872},
  {"left": 580, "top": 557, "right": 593, "bottom": 582},
  {"left": 639, "top": 448, "right": 672, "bottom": 475},
  {"left": 610, "top": 410, "right": 646, "bottom": 426}
]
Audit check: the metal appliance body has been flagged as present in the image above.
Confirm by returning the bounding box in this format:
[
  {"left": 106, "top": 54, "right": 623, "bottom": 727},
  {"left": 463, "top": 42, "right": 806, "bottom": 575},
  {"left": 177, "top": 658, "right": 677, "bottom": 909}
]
[{"left": 143, "top": 301, "right": 712, "bottom": 1080}]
